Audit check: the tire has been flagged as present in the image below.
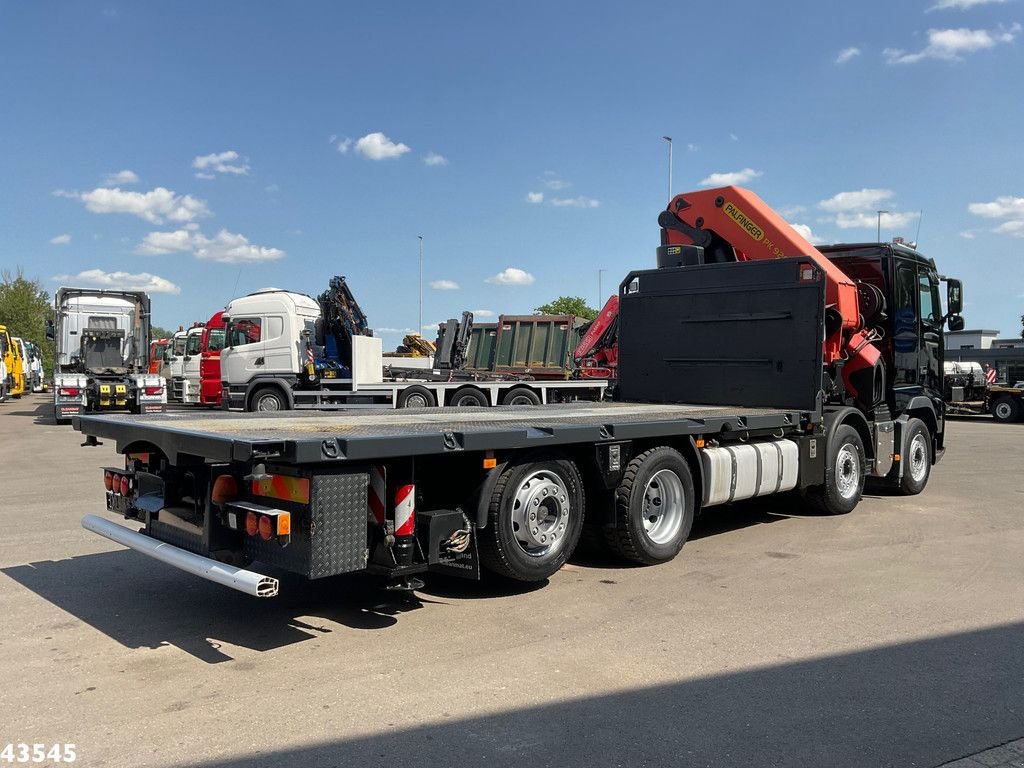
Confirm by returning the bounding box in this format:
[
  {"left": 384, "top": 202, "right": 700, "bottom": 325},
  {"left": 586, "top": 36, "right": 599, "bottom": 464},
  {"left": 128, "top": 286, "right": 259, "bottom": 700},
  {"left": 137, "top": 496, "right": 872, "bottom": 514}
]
[
  {"left": 804, "top": 424, "right": 865, "bottom": 515},
  {"left": 450, "top": 387, "right": 488, "bottom": 408},
  {"left": 991, "top": 396, "right": 1020, "bottom": 423},
  {"left": 501, "top": 387, "right": 542, "bottom": 406},
  {"left": 249, "top": 386, "right": 288, "bottom": 412},
  {"left": 478, "top": 455, "right": 585, "bottom": 581},
  {"left": 898, "top": 418, "right": 931, "bottom": 496},
  {"left": 397, "top": 385, "right": 436, "bottom": 409},
  {"left": 606, "top": 446, "right": 695, "bottom": 565}
]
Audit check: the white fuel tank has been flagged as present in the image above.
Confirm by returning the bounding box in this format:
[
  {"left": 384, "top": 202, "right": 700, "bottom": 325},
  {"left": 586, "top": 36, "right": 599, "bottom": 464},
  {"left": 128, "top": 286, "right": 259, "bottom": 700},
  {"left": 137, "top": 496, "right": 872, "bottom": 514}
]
[{"left": 701, "top": 439, "right": 800, "bottom": 507}]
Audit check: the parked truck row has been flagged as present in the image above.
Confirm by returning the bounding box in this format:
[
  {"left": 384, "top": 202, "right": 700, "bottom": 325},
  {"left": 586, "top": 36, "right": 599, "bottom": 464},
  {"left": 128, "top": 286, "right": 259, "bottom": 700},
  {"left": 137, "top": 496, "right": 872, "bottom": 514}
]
[
  {"left": 75, "top": 184, "right": 965, "bottom": 601},
  {"left": 0, "top": 326, "right": 46, "bottom": 403}
]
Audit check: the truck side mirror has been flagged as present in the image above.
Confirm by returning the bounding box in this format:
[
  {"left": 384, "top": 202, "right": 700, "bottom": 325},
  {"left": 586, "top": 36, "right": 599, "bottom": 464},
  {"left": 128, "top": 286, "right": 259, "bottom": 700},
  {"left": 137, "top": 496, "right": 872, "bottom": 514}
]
[
  {"left": 947, "top": 315, "right": 965, "bottom": 332},
  {"left": 945, "top": 278, "right": 963, "bottom": 316},
  {"left": 45, "top": 319, "right": 55, "bottom": 341}
]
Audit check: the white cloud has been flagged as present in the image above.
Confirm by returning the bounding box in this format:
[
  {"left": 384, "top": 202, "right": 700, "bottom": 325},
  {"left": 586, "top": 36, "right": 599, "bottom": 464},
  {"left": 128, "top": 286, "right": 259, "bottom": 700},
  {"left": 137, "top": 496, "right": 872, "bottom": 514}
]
[
  {"left": 192, "top": 150, "right": 250, "bottom": 177},
  {"left": 429, "top": 279, "right": 460, "bottom": 290},
  {"left": 687, "top": 143, "right": 699, "bottom": 152},
  {"left": 52, "top": 269, "right": 180, "bottom": 294},
  {"left": 818, "top": 188, "right": 894, "bottom": 212},
  {"left": 959, "top": 231, "right": 977, "bottom": 239},
  {"left": 526, "top": 191, "right": 544, "bottom": 204},
  {"left": 486, "top": 267, "right": 535, "bottom": 286},
  {"left": 542, "top": 172, "right": 571, "bottom": 190},
  {"left": 423, "top": 152, "right": 448, "bottom": 166},
  {"left": 729, "top": 133, "right": 739, "bottom": 141},
  {"left": 835, "top": 211, "right": 918, "bottom": 229},
  {"left": 968, "top": 195, "right": 1024, "bottom": 237},
  {"left": 884, "top": 23, "right": 1020, "bottom": 63},
  {"left": 57, "top": 186, "right": 211, "bottom": 224},
  {"left": 929, "top": 0, "right": 1007, "bottom": 10},
  {"left": 789, "top": 223, "right": 825, "bottom": 244},
  {"left": 193, "top": 230, "right": 286, "bottom": 263},
  {"left": 265, "top": 183, "right": 280, "bottom": 194},
  {"left": 699, "top": 168, "right": 763, "bottom": 186},
  {"left": 551, "top": 196, "right": 600, "bottom": 208},
  {"left": 471, "top": 309, "right": 495, "bottom": 318},
  {"left": 136, "top": 229, "right": 194, "bottom": 256},
  {"left": 49, "top": 234, "right": 71, "bottom": 245},
  {"left": 137, "top": 228, "right": 286, "bottom": 262},
  {"left": 354, "top": 132, "right": 411, "bottom": 160},
  {"left": 104, "top": 169, "right": 138, "bottom": 185},
  {"left": 835, "top": 46, "right": 862, "bottom": 64},
  {"left": 336, "top": 137, "right": 353, "bottom": 154},
  {"left": 376, "top": 326, "right": 417, "bottom": 334}
]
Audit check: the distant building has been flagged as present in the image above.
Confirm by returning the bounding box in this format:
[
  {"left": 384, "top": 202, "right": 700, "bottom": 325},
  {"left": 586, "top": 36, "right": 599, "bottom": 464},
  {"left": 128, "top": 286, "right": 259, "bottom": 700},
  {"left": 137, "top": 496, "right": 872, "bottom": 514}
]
[{"left": 944, "top": 329, "right": 1000, "bottom": 351}]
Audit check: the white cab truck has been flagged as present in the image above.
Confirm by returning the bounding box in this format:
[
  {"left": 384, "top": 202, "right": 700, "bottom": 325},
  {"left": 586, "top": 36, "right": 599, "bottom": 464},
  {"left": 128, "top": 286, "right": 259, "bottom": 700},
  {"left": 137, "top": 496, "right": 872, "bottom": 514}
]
[
  {"left": 51, "top": 288, "right": 166, "bottom": 423},
  {"left": 173, "top": 325, "right": 205, "bottom": 404},
  {"left": 219, "top": 288, "right": 605, "bottom": 411}
]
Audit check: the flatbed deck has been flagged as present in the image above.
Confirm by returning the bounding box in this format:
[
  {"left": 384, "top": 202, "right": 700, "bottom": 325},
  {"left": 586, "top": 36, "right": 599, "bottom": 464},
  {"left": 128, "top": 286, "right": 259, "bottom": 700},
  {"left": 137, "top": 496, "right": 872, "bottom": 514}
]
[{"left": 75, "top": 402, "right": 810, "bottom": 465}]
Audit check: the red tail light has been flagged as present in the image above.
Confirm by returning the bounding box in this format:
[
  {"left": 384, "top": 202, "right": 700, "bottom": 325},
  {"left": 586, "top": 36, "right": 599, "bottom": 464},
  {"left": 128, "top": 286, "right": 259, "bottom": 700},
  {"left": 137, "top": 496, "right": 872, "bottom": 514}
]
[
  {"left": 120, "top": 475, "right": 131, "bottom": 496},
  {"left": 258, "top": 515, "right": 274, "bottom": 541},
  {"left": 103, "top": 471, "right": 114, "bottom": 491},
  {"left": 59, "top": 387, "right": 80, "bottom": 397},
  {"left": 144, "top": 386, "right": 162, "bottom": 396},
  {"left": 245, "top": 511, "right": 259, "bottom": 537}
]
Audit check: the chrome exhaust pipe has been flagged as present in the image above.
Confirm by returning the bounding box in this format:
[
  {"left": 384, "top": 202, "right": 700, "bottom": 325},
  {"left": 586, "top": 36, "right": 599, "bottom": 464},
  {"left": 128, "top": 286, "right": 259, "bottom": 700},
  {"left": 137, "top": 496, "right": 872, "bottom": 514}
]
[{"left": 81, "top": 514, "right": 279, "bottom": 597}]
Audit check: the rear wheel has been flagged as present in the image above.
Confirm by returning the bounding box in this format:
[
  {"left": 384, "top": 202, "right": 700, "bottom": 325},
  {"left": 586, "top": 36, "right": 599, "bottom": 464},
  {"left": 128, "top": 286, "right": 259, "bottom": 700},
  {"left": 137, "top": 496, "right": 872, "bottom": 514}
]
[
  {"left": 450, "top": 387, "right": 488, "bottom": 408},
  {"left": 501, "top": 387, "right": 541, "bottom": 406},
  {"left": 804, "top": 424, "right": 865, "bottom": 515},
  {"left": 249, "top": 386, "right": 288, "bottom": 412},
  {"left": 478, "top": 455, "right": 585, "bottom": 581},
  {"left": 991, "top": 396, "right": 1020, "bottom": 423},
  {"left": 397, "top": 385, "right": 436, "bottom": 409},
  {"left": 898, "top": 418, "right": 931, "bottom": 495},
  {"left": 606, "top": 446, "right": 695, "bottom": 564}
]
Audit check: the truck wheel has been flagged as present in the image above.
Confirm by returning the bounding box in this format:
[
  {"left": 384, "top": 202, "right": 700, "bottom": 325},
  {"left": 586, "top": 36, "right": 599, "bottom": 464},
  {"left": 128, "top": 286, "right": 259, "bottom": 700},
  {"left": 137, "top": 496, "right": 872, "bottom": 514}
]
[
  {"left": 991, "top": 396, "right": 1020, "bottom": 423},
  {"left": 898, "top": 418, "right": 931, "bottom": 496},
  {"left": 804, "top": 424, "right": 865, "bottom": 515},
  {"left": 250, "top": 386, "right": 287, "bottom": 412},
  {"left": 501, "top": 387, "right": 541, "bottom": 406},
  {"left": 478, "top": 455, "right": 585, "bottom": 581},
  {"left": 397, "top": 385, "right": 436, "bottom": 409},
  {"left": 450, "top": 387, "right": 488, "bottom": 407},
  {"left": 606, "top": 447, "right": 695, "bottom": 565}
]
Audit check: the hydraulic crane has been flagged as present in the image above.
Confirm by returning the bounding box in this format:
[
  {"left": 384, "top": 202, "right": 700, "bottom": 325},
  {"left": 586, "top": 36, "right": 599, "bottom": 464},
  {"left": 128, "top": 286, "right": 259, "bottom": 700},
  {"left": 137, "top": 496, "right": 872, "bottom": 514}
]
[{"left": 657, "top": 186, "right": 884, "bottom": 409}]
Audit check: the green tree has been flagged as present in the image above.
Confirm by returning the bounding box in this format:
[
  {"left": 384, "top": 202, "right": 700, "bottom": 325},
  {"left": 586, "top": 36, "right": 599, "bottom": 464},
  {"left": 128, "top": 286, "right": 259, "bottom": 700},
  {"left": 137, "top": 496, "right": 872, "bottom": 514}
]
[
  {"left": 150, "top": 325, "right": 176, "bottom": 340},
  {"left": 0, "top": 268, "right": 54, "bottom": 362},
  {"left": 534, "top": 296, "right": 598, "bottom": 321}
]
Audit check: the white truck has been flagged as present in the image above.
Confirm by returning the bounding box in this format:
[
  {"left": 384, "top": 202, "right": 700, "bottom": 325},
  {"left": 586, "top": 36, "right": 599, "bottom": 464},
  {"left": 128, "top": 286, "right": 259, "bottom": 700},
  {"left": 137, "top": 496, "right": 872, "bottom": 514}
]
[
  {"left": 50, "top": 288, "right": 166, "bottom": 423},
  {"left": 220, "top": 287, "right": 605, "bottom": 411},
  {"left": 172, "top": 325, "right": 205, "bottom": 404}
]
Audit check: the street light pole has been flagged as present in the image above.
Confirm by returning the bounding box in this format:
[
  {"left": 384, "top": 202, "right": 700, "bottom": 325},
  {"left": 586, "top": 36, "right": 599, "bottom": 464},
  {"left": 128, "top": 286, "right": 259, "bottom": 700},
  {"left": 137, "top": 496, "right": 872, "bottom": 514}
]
[
  {"left": 876, "top": 211, "right": 889, "bottom": 243},
  {"left": 662, "top": 136, "right": 673, "bottom": 202},
  {"left": 418, "top": 236, "right": 423, "bottom": 335}
]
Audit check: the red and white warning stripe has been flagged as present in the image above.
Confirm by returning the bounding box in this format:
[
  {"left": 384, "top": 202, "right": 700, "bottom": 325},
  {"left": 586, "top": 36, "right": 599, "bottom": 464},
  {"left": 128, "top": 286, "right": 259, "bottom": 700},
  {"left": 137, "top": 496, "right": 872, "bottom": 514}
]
[
  {"left": 986, "top": 367, "right": 997, "bottom": 384},
  {"left": 368, "top": 465, "right": 386, "bottom": 526},
  {"left": 394, "top": 484, "right": 416, "bottom": 536}
]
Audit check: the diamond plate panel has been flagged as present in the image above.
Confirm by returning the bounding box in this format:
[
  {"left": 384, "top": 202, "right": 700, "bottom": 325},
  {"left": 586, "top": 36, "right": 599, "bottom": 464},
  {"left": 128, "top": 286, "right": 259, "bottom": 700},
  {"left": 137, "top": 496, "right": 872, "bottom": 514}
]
[{"left": 309, "top": 472, "right": 369, "bottom": 578}]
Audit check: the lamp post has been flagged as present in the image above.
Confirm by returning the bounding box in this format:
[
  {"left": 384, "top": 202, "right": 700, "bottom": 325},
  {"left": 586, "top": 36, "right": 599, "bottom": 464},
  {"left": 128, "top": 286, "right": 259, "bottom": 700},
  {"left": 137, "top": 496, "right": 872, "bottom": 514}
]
[
  {"left": 662, "top": 136, "right": 673, "bottom": 202},
  {"left": 876, "top": 210, "right": 889, "bottom": 243},
  {"left": 417, "top": 236, "right": 423, "bottom": 335}
]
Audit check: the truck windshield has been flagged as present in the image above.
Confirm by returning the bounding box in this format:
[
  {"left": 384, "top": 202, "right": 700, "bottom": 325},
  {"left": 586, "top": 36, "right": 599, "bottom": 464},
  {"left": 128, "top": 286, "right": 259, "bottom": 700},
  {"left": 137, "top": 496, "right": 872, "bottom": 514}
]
[
  {"left": 207, "top": 329, "right": 226, "bottom": 352},
  {"left": 173, "top": 337, "right": 186, "bottom": 355},
  {"left": 186, "top": 334, "right": 202, "bottom": 355}
]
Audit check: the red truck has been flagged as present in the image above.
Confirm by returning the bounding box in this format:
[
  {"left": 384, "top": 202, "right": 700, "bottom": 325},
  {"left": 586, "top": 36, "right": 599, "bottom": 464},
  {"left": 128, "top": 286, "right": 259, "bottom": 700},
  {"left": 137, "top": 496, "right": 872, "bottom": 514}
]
[{"left": 198, "top": 311, "right": 226, "bottom": 406}]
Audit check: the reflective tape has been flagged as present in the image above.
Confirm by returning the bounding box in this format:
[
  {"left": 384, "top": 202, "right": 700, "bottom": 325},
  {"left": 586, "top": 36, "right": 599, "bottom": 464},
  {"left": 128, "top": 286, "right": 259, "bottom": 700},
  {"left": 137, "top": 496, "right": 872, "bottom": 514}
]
[{"left": 394, "top": 484, "right": 415, "bottom": 536}]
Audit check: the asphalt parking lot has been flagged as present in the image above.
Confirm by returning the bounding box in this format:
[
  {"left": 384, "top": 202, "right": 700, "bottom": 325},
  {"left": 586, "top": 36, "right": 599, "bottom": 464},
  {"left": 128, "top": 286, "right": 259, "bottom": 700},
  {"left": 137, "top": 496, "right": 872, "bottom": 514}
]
[{"left": 1, "top": 393, "right": 1021, "bottom": 768}]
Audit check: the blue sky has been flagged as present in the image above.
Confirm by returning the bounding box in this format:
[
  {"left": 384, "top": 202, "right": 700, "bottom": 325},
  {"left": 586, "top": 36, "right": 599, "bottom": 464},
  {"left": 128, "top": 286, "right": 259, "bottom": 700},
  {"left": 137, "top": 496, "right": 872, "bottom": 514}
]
[{"left": 2, "top": 0, "right": 1023, "bottom": 340}]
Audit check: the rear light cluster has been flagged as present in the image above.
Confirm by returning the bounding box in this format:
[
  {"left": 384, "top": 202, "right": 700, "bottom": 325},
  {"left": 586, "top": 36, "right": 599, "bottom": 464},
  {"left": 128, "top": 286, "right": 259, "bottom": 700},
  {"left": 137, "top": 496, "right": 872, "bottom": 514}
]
[
  {"left": 143, "top": 386, "right": 163, "bottom": 396},
  {"left": 58, "top": 387, "right": 81, "bottom": 398},
  {"left": 244, "top": 510, "right": 290, "bottom": 541},
  {"left": 104, "top": 470, "right": 132, "bottom": 496}
]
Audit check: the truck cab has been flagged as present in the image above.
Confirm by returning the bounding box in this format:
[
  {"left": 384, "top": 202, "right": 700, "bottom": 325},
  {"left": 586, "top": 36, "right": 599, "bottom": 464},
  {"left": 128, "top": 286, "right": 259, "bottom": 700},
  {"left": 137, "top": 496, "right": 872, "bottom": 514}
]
[
  {"left": 176, "top": 325, "right": 206, "bottom": 404},
  {"left": 165, "top": 330, "right": 188, "bottom": 401},
  {"left": 220, "top": 289, "right": 320, "bottom": 411},
  {"left": 198, "top": 311, "right": 226, "bottom": 406}
]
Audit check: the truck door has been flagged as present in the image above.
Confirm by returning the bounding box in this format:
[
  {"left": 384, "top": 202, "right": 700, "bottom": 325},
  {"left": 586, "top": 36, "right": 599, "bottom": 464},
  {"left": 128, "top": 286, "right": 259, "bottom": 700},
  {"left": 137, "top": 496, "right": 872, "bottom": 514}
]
[
  {"left": 223, "top": 316, "right": 265, "bottom": 382},
  {"left": 259, "top": 315, "right": 291, "bottom": 373},
  {"left": 917, "top": 270, "right": 943, "bottom": 397}
]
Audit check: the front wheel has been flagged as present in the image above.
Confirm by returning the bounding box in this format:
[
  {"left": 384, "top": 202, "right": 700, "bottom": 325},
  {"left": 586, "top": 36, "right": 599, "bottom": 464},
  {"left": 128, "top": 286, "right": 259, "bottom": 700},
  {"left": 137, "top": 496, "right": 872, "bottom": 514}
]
[
  {"left": 249, "top": 386, "right": 288, "bottom": 412},
  {"left": 607, "top": 446, "right": 695, "bottom": 565},
  {"left": 478, "top": 455, "right": 585, "bottom": 581},
  {"left": 897, "top": 418, "right": 931, "bottom": 495},
  {"left": 804, "top": 424, "right": 865, "bottom": 515}
]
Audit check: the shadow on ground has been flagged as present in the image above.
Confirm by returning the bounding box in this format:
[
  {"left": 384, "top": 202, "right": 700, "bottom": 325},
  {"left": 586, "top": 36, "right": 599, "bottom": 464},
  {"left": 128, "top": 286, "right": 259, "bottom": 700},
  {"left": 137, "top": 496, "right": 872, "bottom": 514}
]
[{"left": 186, "top": 621, "right": 1024, "bottom": 768}]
